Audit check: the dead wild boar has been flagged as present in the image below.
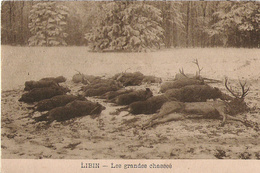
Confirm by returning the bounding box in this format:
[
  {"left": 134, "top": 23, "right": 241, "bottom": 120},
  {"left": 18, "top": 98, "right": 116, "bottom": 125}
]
[
  {"left": 164, "top": 84, "right": 225, "bottom": 102},
  {"left": 113, "top": 72, "right": 145, "bottom": 86},
  {"left": 115, "top": 88, "right": 153, "bottom": 105},
  {"left": 24, "top": 80, "right": 58, "bottom": 91},
  {"left": 35, "top": 95, "right": 86, "bottom": 112},
  {"left": 39, "top": 76, "right": 66, "bottom": 83},
  {"left": 98, "top": 88, "right": 134, "bottom": 100},
  {"left": 84, "top": 86, "right": 120, "bottom": 97},
  {"left": 129, "top": 95, "right": 169, "bottom": 115},
  {"left": 160, "top": 78, "right": 204, "bottom": 93},
  {"left": 19, "top": 86, "right": 70, "bottom": 103},
  {"left": 34, "top": 100, "right": 105, "bottom": 123}
]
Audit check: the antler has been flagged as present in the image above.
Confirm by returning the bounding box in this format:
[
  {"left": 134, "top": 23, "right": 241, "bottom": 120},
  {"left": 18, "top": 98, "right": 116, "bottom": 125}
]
[
  {"left": 179, "top": 68, "right": 188, "bottom": 78},
  {"left": 192, "top": 59, "right": 203, "bottom": 77},
  {"left": 117, "top": 68, "right": 131, "bottom": 81},
  {"left": 224, "top": 78, "right": 239, "bottom": 98},
  {"left": 239, "top": 80, "right": 250, "bottom": 98},
  {"left": 224, "top": 78, "right": 250, "bottom": 99}
]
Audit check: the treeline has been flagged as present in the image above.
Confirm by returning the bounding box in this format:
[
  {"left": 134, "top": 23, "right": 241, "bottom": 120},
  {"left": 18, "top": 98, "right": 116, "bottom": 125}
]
[{"left": 1, "top": 1, "right": 259, "bottom": 49}]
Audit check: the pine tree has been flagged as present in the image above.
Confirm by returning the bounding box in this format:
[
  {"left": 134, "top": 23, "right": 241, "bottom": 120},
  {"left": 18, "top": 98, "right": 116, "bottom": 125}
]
[
  {"left": 85, "top": 2, "right": 164, "bottom": 52},
  {"left": 28, "top": 2, "right": 69, "bottom": 46},
  {"left": 206, "top": 1, "right": 259, "bottom": 47},
  {"left": 156, "top": 1, "right": 185, "bottom": 48}
]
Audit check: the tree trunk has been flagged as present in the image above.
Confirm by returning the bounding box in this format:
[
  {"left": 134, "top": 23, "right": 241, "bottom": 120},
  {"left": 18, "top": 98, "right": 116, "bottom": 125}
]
[
  {"left": 190, "top": 2, "right": 194, "bottom": 47},
  {"left": 201, "top": 2, "right": 207, "bottom": 48},
  {"left": 186, "top": 2, "right": 190, "bottom": 47},
  {"left": 9, "top": 2, "right": 13, "bottom": 44},
  {"left": 20, "top": 2, "right": 25, "bottom": 45}
]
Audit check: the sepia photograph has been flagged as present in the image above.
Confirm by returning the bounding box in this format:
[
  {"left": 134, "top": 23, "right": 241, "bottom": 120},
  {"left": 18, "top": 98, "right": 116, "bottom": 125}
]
[{"left": 1, "top": 0, "right": 260, "bottom": 172}]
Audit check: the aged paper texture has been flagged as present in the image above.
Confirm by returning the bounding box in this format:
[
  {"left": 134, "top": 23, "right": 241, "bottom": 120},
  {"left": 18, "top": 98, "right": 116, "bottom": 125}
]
[{"left": 1, "top": 1, "right": 260, "bottom": 172}]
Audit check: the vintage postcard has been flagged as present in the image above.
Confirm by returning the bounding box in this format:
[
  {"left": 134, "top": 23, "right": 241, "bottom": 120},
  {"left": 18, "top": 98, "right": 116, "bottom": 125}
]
[{"left": 1, "top": 1, "right": 260, "bottom": 172}]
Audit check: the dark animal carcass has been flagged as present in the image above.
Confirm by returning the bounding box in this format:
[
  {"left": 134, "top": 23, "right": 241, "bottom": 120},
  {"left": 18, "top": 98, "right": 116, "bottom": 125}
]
[
  {"left": 24, "top": 80, "right": 58, "bottom": 91},
  {"left": 34, "top": 100, "right": 105, "bottom": 123},
  {"left": 19, "top": 86, "right": 70, "bottom": 103},
  {"left": 40, "top": 76, "right": 66, "bottom": 83},
  {"left": 98, "top": 88, "right": 134, "bottom": 100},
  {"left": 35, "top": 95, "right": 86, "bottom": 112},
  {"left": 115, "top": 88, "right": 153, "bottom": 105},
  {"left": 129, "top": 95, "right": 169, "bottom": 115},
  {"left": 164, "top": 84, "right": 223, "bottom": 102},
  {"left": 84, "top": 86, "right": 119, "bottom": 97}
]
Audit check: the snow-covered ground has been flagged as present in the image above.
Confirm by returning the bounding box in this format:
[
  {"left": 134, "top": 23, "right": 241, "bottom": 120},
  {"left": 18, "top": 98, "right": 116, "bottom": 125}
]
[{"left": 1, "top": 46, "right": 260, "bottom": 159}]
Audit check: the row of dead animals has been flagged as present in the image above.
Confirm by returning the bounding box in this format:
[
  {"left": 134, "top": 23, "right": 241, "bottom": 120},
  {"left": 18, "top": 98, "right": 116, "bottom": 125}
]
[
  {"left": 18, "top": 72, "right": 160, "bottom": 103},
  {"left": 138, "top": 78, "right": 255, "bottom": 129},
  {"left": 18, "top": 78, "right": 153, "bottom": 124},
  {"left": 72, "top": 71, "right": 162, "bottom": 86},
  {"left": 18, "top": 74, "right": 255, "bottom": 129},
  {"left": 19, "top": 71, "right": 162, "bottom": 100},
  {"left": 101, "top": 78, "right": 247, "bottom": 116},
  {"left": 72, "top": 72, "right": 215, "bottom": 100},
  {"left": 18, "top": 76, "right": 105, "bottom": 124},
  {"left": 18, "top": 73, "right": 159, "bottom": 124},
  {"left": 72, "top": 72, "right": 161, "bottom": 98},
  {"left": 19, "top": 73, "right": 225, "bottom": 109},
  {"left": 85, "top": 76, "right": 255, "bottom": 129}
]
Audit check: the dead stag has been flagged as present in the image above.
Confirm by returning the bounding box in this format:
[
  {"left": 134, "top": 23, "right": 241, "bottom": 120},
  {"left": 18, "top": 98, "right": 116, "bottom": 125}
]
[
  {"left": 176, "top": 59, "right": 221, "bottom": 83},
  {"left": 176, "top": 59, "right": 203, "bottom": 80},
  {"left": 142, "top": 79, "right": 256, "bottom": 129},
  {"left": 129, "top": 84, "right": 231, "bottom": 115}
]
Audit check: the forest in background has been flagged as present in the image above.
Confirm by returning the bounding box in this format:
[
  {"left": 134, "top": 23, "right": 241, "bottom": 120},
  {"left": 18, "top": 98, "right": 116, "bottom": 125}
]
[{"left": 1, "top": 1, "right": 259, "bottom": 50}]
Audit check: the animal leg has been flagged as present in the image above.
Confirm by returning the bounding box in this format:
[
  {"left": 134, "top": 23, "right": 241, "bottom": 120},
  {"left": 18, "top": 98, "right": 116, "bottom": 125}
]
[
  {"left": 220, "top": 113, "right": 227, "bottom": 127},
  {"left": 218, "top": 109, "right": 258, "bottom": 129},
  {"left": 142, "top": 121, "right": 153, "bottom": 130},
  {"left": 226, "top": 115, "right": 258, "bottom": 129},
  {"left": 33, "top": 113, "right": 49, "bottom": 122},
  {"left": 110, "top": 106, "right": 129, "bottom": 115},
  {"left": 220, "top": 112, "right": 246, "bottom": 127},
  {"left": 18, "top": 110, "right": 36, "bottom": 120},
  {"left": 142, "top": 113, "right": 184, "bottom": 130},
  {"left": 141, "top": 113, "right": 166, "bottom": 130}
]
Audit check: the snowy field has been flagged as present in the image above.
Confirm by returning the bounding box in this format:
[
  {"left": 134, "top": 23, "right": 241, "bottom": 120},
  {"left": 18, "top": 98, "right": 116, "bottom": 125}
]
[{"left": 1, "top": 46, "right": 260, "bottom": 159}]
